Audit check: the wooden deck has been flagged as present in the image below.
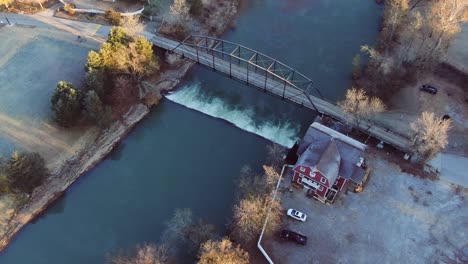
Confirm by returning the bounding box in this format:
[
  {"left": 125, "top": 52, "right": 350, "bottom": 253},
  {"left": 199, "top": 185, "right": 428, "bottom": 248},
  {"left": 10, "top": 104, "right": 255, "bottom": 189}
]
[{"left": 151, "top": 35, "right": 413, "bottom": 152}]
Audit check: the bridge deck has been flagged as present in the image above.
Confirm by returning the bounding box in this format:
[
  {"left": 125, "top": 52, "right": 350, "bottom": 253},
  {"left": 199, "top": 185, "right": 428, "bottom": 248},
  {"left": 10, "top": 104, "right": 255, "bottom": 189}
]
[{"left": 151, "top": 35, "right": 413, "bottom": 152}]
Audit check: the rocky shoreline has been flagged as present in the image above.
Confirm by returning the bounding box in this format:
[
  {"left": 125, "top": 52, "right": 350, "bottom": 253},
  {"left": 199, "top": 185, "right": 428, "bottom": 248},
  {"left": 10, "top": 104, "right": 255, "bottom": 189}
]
[{"left": 0, "top": 0, "right": 239, "bottom": 253}]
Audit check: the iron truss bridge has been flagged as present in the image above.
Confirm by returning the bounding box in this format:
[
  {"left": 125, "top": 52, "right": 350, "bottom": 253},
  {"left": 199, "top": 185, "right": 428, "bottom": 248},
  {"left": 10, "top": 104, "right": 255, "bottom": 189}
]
[{"left": 151, "top": 34, "right": 413, "bottom": 152}]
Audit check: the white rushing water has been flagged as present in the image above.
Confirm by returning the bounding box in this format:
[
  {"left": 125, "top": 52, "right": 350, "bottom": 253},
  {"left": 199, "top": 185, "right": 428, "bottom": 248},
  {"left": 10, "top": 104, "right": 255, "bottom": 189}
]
[{"left": 166, "top": 83, "right": 299, "bottom": 147}]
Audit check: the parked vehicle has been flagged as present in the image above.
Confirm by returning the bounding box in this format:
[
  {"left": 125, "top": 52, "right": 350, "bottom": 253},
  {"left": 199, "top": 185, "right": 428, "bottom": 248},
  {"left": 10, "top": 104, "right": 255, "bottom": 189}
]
[
  {"left": 420, "top": 85, "right": 438, "bottom": 94},
  {"left": 280, "top": 229, "right": 307, "bottom": 245},
  {"left": 287, "top": 208, "right": 307, "bottom": 222}
]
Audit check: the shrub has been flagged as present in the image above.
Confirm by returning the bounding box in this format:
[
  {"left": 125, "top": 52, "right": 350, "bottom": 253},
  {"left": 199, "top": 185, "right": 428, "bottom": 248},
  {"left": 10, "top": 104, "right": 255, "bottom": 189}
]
[
  {"left": 105, "top": 9, "right": 122, "bottom": 26},
  {"left": 51, "top": 81, "right": 82, "bottom": 127},
  {"left": 4, "top": 152, "right": 49, "bottom": 194}
]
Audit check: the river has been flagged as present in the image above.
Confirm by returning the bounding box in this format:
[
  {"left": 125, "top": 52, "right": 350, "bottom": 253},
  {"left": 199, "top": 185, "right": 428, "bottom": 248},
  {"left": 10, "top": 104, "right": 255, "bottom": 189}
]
[{"left": 0, "top": 0, "right": 381, "bottom": 263}]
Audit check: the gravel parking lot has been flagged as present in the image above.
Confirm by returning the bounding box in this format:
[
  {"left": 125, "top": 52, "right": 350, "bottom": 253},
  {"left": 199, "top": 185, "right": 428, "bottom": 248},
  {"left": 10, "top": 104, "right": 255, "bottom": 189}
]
[{"left": 261, "top": 155, "right": 467, "bottom": 264}]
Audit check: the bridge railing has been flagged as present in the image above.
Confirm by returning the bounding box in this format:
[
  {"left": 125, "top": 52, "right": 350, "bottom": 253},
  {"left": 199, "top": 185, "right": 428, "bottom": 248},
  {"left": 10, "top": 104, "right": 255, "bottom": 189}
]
[
  {"left": 157, "top": 34, "right": 413, "bottom": 152},
  {"left": 172, "top": 35, "right": 325, "bottom": 98}
]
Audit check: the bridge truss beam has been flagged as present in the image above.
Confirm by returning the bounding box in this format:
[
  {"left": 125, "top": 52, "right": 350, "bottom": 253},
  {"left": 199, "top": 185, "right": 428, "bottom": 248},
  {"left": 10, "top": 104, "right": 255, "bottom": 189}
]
[{"left": 172, "top": 34, "right": 325, "bottom": 113}]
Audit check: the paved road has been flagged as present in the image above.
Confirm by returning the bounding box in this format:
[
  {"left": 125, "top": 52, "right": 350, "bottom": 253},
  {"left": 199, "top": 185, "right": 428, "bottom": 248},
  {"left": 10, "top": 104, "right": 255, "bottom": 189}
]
[{"left": 0, "top": 9, "right": 111, "bottom": 37}]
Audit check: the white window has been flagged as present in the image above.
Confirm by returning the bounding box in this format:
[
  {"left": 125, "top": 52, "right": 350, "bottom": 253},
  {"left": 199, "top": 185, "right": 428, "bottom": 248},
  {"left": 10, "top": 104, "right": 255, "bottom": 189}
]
[
  {"left": 299, "top": 167, "right": 306, "bottom": 172},
  {"left": 318, "top": 186, "right": 323, "bottom": 191},
  {"left": 300, "top": 177, "right": 320, "bottom": 190},
  {"left": 320, "top": 177, "right": 326, "bottom": 184},
  {"left": 309, "top": 171, "right": 315, "bottom": 177}
]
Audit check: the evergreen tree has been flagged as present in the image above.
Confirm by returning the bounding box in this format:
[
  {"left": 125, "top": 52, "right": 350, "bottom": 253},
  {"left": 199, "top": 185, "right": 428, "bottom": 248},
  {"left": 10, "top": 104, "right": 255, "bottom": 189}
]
[
  {"left": 51, "top": 81, "right": 82, "bottom": 127},
  {"left": 5, "top": 152, "right": 49, "bottom": 194},
  {"left": 83, "top": 90, "right": 113, "bottom": 128}
]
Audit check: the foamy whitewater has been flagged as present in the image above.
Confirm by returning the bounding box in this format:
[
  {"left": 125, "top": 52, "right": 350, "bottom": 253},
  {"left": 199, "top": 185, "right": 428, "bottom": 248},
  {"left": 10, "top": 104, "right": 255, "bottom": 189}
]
[{"left": 166, "top": 83, "right": 299, "bottom": 147}]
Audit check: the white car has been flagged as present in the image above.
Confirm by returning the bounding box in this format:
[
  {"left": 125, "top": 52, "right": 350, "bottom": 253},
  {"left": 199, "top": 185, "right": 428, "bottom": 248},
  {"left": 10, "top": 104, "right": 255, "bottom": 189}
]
[{"left": 287, "top": 209, "right": 307, "bottom": 222}]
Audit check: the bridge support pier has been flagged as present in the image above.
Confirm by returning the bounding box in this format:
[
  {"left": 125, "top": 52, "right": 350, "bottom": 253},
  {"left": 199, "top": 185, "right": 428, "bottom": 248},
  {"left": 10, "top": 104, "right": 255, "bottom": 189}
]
[
  {"left": 246, "top": 64, "right": 249, "bottom": 85},
  {"left": 229, "top": 56, "right": 232, "bottom": 78}
]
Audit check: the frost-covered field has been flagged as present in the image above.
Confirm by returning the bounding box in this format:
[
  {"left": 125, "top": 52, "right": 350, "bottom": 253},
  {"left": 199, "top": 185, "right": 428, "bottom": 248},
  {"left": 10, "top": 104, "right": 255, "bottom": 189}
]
[
  {"left": 0, "top": 26, "right": 95, "bottom": 162},
  {"left": 265, "top": 156, "right": 467, "bottom": 264}
]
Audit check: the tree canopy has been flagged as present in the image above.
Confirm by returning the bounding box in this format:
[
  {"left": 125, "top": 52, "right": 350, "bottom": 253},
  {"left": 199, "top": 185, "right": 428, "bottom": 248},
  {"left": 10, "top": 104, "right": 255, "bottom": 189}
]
[
  {"left": 197, "top": 238, "right": 249, "bottom": 264},
  {"left": 338, "top": 87, "right": 386, "bottom": 128},
  {"left": 410, "top": 111, "right": 451, "bottom": 159},
  {"left": 111, "top": 244, "right": 173, "bottom": 264},
  {"left": 83, "top": 90, "right": 113, "bottom": 128},
  {"left": 51, "top": 81, "right": 82, "bottom": 127},
  {"left": 86, "top": 27, "right": 159, "bottom": 80},
  {"left": 3, "top": 152, "right": 49, "bottom": 194}
]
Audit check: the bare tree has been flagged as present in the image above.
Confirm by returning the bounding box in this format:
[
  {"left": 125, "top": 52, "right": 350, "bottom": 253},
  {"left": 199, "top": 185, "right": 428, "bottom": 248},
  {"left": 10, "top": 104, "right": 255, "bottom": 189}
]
[
  {"left": 120, "top": 16, "right": 145, "bottom": 37},
  {"left": 399, "top": 11, "right": 423, "bottom": 62},
  {"left": 410, "top": 111, "right": 451, "bottom": 159},
  {"left": 169, "top": 0, "right": 190, "bottom": 26},
  {"left": 232, "top": 194, "right": 282, "bottom": 243},
  {"left": 266, "top": 143, "right": 286, "bottom": 169},
  {"left": 361, "top": 45, "right": 394, "bottom": 74},
  {"left": 427, "top": 0, "right": 468, "bottom": 53},
  {"left": 236, "top": 165, "right": 268, "bottom": 200},
  {"left": 263, "top": 165, "right": 280, "bottom": 192},
  {"left": 383, "top": 0, "right": 409, "bottom": 45},
  {"left": 409, "top": 0, "right": 427, "bottom": 11},
  {"left": 237, "top": 164, "right": 281, "bottom": 200},
  {"left": 184, "top": 220, "right": 216, "bottom": 253},
  {"left": 111, "top": 244, "right": 173, "bottom": 264},
  {"left": 197, "top": 238, "right": 249, "bottom": 264},
  {"left": 161, "top": 208, "right": 193, "bottom": 245},
  {"left": 338, "top": 87, "right": 386, "bottom": 128}
]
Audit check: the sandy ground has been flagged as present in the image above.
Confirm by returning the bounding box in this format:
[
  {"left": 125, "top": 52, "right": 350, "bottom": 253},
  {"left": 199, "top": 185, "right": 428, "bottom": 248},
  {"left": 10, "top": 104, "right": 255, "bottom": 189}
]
[
  {"left": 263, "top": 154, "right": 468, "bottom": 264},
  {"left": 0, "top": 25, "right": 101, "bottom": 233}
]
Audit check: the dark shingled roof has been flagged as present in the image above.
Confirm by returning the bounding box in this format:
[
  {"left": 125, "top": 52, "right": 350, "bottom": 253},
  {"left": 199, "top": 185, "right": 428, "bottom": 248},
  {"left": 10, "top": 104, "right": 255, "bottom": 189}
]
[{"left": 296, "top": 123, "right": 367, "bottom": 184}]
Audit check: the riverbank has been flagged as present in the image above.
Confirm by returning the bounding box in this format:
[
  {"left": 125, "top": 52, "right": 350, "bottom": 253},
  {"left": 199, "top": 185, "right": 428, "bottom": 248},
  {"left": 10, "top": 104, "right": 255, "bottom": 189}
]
[
  {"left": 355, "top": 1, "right": 468, "bottom": 156},
  {"left": 0, "top": 0, "right": 240, "bottom": 253}
]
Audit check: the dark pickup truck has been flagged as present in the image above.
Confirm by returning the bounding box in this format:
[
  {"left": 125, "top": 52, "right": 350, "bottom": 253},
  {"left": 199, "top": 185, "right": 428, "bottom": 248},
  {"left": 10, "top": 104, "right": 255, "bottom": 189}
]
[{"left": 280, "top": 229, "right": 307, "bottom": 245}]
